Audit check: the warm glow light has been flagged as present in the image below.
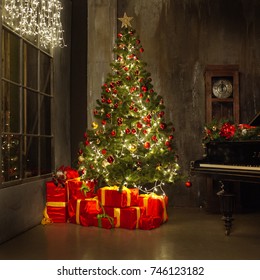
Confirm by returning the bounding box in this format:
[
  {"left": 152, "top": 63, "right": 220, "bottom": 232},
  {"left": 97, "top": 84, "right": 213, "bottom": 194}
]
[{"left": 2, "top": 0, "right": 66, "bottom": 48}]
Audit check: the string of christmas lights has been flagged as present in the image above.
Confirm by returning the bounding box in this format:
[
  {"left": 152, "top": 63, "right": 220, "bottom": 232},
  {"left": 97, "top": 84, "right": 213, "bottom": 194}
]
[{"left": 2, "top": 0, "right": 66, "bottom": 48}]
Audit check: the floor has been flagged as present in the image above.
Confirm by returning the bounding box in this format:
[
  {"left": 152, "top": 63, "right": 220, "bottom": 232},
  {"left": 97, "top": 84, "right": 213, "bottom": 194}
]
[{"left": 0, "top": 207, "right": 260, "bottom": 260}]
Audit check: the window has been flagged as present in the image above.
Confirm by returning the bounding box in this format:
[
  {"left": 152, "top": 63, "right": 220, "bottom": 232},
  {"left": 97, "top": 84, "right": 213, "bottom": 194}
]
[{"left": 1, "top": 26, "right": 53, "bottom": 184}]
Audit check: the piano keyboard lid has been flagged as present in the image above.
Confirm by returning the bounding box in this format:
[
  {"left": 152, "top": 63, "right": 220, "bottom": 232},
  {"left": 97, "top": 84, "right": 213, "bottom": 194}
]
[{"left": 249, "top": 111, "right": 260, "bottom": 126}]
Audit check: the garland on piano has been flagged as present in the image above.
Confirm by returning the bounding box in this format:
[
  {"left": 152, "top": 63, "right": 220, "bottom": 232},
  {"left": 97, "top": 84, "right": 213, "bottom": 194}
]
[{"left": 203, "top": 119, "right": 260, "bottom": 144}]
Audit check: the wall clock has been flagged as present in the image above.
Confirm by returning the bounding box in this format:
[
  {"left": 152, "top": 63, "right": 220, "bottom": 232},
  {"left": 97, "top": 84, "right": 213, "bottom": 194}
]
[
  {"left": 212, "top": 79, "right": 233, "bottom": 99},
  {"left": 204, "top": 65, "right": 240, "bottom": 123}
]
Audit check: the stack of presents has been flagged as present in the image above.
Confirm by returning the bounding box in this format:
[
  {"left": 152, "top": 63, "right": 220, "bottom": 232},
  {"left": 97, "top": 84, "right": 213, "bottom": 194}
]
[{"left": 41, "top": 166, "right": 168, "bottom": 230}]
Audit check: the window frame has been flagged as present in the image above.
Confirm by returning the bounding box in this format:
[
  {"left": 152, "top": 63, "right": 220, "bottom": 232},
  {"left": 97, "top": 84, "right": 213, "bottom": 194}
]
[{"left": 0, "top": 23, "right": 54, "bottom": 188}]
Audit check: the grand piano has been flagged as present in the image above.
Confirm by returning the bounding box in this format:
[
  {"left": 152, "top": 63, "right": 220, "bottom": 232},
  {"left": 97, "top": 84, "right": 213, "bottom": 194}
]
[{"left": 190, "top": 112, "right": 260, "bottom": 235}]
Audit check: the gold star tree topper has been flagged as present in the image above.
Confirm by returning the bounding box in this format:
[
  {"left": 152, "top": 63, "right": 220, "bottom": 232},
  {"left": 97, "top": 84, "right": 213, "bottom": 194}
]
[{"left": 118, "top": 12, "right": 133, "bottom": 28}]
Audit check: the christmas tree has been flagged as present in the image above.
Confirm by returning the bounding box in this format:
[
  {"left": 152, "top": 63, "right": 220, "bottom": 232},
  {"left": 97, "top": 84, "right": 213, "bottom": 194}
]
[{"left": 77, "top": 13, "right": 181, "bottom": 193}]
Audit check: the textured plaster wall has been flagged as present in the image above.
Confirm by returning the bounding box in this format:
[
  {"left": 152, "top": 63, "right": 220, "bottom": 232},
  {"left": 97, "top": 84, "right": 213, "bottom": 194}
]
[
  {"left": 85, "top": 0, "right": 260, "bottom": 207},
  {"left": 87, "top": 0, "right": 118, "bottom": 128}
]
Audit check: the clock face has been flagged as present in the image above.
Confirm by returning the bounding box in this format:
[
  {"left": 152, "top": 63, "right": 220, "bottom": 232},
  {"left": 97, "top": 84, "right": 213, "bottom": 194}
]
[{"left": 212, "top": 79, "right": 233, "bottom": 98}]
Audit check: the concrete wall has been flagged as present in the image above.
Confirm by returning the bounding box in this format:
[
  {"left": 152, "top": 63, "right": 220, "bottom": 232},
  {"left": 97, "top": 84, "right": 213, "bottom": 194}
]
[{"left": 0, "top": 0, "right": 72, "bottom": 244}]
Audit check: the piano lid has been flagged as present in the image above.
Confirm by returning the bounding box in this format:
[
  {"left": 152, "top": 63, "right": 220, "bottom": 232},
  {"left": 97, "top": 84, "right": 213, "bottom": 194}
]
[{"left": 249, "top": 111, "right": 260, "bottom": 126}]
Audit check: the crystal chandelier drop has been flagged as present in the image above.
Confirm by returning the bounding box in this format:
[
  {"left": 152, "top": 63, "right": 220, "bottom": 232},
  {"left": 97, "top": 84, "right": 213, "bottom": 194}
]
[{"left": 2, "top": 0, "right": 66, "bottom": 48}]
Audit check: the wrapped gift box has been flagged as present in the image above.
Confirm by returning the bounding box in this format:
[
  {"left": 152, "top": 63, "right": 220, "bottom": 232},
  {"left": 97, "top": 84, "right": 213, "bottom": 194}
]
[
  {"left": 138, "top": 193, "right": 168, "bottom": 223},
  {"left": 104, "top": 206, "right": 145, "bottom": 229},
  {"left": 93, "top": 214, "right": 117, "bottom": 229},
  {"left": 97, "top": 186, "right": 139, "bottom": 208},
  {"left": 68, "top": 197, "right": 101, "bottom": 226},
  {"left": 67, "top": 178, "right": 95, "bottom": 200},
  {"left": 45, "top": 181, "right": 68, "bottom": 223},
  {"left": 139, "top": 215, "right": 162, "bottom": 230}
]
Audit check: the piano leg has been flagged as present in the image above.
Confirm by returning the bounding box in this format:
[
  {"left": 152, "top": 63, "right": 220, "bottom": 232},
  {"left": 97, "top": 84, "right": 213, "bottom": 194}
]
[{"left": 217, "top": 181, "right": 235, "bottom": 236}]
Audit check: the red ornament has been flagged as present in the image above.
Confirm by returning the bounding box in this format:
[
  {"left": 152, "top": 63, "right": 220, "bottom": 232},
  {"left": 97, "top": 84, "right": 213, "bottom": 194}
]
[
  {"left": 141, "top": 86, "right": 147, "bottom": 92},
  {"left": 101, "top": 149, "right": 107, "bottom": 155},
  {"left": 85, "top": 140, "right": 90, "bottom": 146},
  {"left": 132, "top": 128, "right": 137, "bottom": 134},
  {"left": 140, "top": 47, "right": 144, "bottom": 53},
  {"left": 144, "top": 142, "right": 150, "bottom": 149},
  {"left": 117, "top": 118, "right": 123, "bottom": 125},
  {"left": 136, "top": 122, "right": 143, "bottom": 129},
  {"left": 151, "top": 135, "right": 157, "bottom": 142},
  {"left": 117, "top": 33, "right": 123, "bottom": 38},
  {"left": 158, "top": 111, "right": 165, "bottom": 118},
  {"left": 165, "top": 141, "right": 171, "bottom": 146},
  {"left": 125, "top": 128, "right": 131, "bottom": 134},
  {"left": 160, "top": 123, "right": 167, "bottom": 130},
  {"left": 107, "top": 155, "right": 114, "bottom": 164},
  {"left": 102, "top": 120, "right": 106, "bottom": 125},
  {"left": 185, "top": 180, "right": 192, "bottom": 188},
  {"left": 130, "top": 86, "right": 137, "bottom": 93},
  {"left": 111, "top": 130, "right": 116, "bottom": 137}
]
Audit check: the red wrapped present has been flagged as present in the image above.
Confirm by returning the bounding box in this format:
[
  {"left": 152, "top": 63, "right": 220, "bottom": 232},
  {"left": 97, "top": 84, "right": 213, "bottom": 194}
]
[
  {"left": 43, "top": 181, "right": 68, "bottom": 223},
  {"left": 104, "top": 206, "right": 145, "bottom": 229},
  {"left": 138, "top": 193, "right": 168, "bottom": 223},
  {"left": 46, "top": 181, "right": 68, "bottom": 202},
  {"left": 67, "top": 178, "right": 95, "bottom": 200},
  {"left": 68, "top": 197, "right": 101, "bottom": 226},
  {"left": 97, "top": 186, "right": 139, "bottom": 208},
  {"left": 139, "top": 215, "right": 162, "bottom": 230},
  {"left": 93, "top": 214, "right": 117, "bottom": 229}
]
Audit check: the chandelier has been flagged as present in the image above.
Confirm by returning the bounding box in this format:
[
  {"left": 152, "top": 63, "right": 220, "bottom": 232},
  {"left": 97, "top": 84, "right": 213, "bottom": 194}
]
[{"left": 2, "top": 0, "right": 66, "bottom": 48}]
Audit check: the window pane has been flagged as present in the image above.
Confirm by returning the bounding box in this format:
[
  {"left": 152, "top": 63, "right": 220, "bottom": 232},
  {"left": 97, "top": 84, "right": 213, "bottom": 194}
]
[
  {"left": 40, "top": 95, "right": 51, "bottom": 135},
  {"left": 2, "top": 29, "right": 20, "bottom": 83},
  {"left": 1, "top": 134, "right": 21, "bottom": 181},
  {"left": 40, "top": 52, "right": 51, "bottom": 94},
  {"left": 1, "top": 81, "right": 20, "bottom": 133},
  {"left": 23, "top": 136, "right": 38, "bottom": 178},
  {"left": 24, "top": 90, "right": 38, "bottom": 134},
  {"left": 23, "top": 42, "right": 38, "bottom": 90},
  {"left": 40, "top": 137, "right": 52, "bottom": 175}
]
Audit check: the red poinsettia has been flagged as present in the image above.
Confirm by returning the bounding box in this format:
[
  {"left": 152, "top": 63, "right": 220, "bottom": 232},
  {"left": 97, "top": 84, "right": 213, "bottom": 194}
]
[{"left": 219, "top": 122, "right": 236, "bottom": 139}]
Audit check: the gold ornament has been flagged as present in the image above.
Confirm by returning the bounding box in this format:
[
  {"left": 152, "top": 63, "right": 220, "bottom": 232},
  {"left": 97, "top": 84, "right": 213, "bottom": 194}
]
[
  {"left": 78, "top": 155, "right": 84, "bottom": 162},
  {"left": 156, "top": 165, "right": 162, "bottom": 171},
  {"left": 128, "top": 143, "right": 137, "bottom": 152},
  {"left": 118, "top": 12, "right": 133, "bottom": 28},
  {"left": 92, "top": 122, "right": 98, "bottom": 129}
]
